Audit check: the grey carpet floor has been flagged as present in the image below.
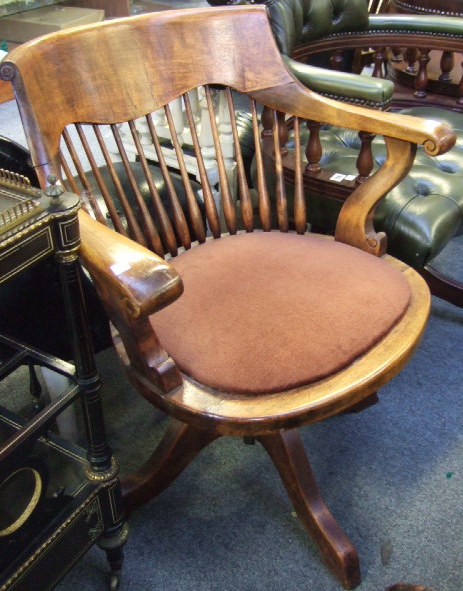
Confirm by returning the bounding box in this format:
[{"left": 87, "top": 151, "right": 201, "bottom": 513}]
[
  {"left": 51, "top": 294, "right": 463, "bottom": 591},
  {"left": 1, "top": 51, "right": 463, "bottom": 590}
]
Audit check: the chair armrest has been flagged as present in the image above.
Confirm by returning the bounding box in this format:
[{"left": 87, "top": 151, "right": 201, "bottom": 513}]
[
  {"left": 78, "top": 211, "right": 183, "bottom": 323},
  {"left": 252, "top": 81, "right": 455, "bottom": 156},
  {"left": 282, "top": 55, "right": 393, "bottom": 109},
  {"left": 252, "top": 78, "right": 455, "bottom": 253}
]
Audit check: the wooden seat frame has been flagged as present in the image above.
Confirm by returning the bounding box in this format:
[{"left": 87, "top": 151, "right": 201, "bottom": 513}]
[{"left": 0, "top": 6, "right": 455, "bottom": 589}]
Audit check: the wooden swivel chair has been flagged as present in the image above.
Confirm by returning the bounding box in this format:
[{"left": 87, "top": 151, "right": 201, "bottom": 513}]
[{"left": 0, "top": 6, "right": 455, "bottom": 588}]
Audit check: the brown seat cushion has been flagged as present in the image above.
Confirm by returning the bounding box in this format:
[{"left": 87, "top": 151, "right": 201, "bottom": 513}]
[{"left": 152, "top": 232, "right": 411, "bottom": 394}]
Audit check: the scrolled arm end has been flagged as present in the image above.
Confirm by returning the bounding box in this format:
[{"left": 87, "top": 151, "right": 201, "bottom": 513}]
[
  {"left": 78, "top": 211, "right": 183, "bottom": 323},
  {"left": 422, "top": 123, "right": 456, "bottom": 156}
]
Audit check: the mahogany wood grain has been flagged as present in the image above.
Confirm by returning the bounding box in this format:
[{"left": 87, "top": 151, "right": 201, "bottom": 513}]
[
  {"left": 226, "top": 88, "right": 254, "bottom": 232},
  {"left": 251, "top": 99, "right": 272, "bottom": 231},
  {"left": 292, "top": 117, "right": 306, "bottom": 233},
  {"left": 205, "top": 85, "right": 237, "bottom": 234},
  {"left": 273, "top": 109, "right": 289, "bottom": 231}
]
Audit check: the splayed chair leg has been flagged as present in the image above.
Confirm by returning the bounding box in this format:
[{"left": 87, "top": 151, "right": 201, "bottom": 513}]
[
  {"left": 121, "top": 418, "right": 221, "bottom": 516},
  {"left": 258, "top": 429, "right": 361, "bottom": 590}
]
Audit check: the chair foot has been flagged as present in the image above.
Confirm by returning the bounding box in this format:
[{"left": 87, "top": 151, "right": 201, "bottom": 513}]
[
  {"left": 121, "top": 419, "right": 221, "bottom": 515},
  {"left": 258, "top": 429, "right": 361, "bottom": 590}
]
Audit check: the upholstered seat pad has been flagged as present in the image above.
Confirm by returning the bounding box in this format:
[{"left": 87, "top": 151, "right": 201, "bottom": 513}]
[{"left": 151, "top": 232, "right": 411, "bottom": 394}]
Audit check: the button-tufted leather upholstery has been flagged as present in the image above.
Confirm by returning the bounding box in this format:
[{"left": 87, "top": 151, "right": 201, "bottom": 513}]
[
  {"left": 265, "top": 0, "right": 369, "bottom": 53},
  {"left": 255, "top": 0, "right": 463, "bottom": 301},
  {"left": 285, "top": 108, "right": 463, "bottom": 267},
  {"left": 265, "top": 0, "right": 394, "bottom": 108}
]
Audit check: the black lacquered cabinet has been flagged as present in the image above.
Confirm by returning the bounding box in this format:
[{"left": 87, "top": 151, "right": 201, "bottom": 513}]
[{"left": 0, "top": 173, "right": 127, "bottom": 590}]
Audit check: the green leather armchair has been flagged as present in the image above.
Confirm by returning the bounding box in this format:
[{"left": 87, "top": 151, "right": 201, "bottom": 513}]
[{"left": 260, "top": 0, "right": 463, "bottom": 306}]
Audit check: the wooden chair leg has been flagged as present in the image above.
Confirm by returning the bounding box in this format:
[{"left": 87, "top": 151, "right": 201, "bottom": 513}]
[
  {"left": 122, "top": 418, "right": 221, "bottom": 516},
  {"left": 421, "top": 265, "right": 463, "bottom": 308},
  {"left": 257, "top": 429, "right": 361, "bottom": 590}
]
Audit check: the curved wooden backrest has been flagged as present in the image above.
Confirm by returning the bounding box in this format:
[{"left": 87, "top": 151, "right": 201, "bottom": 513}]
[
  {"left": 2, "top": 6, "right": 291, "bottom": 165},
  {"left": 0, "top": 5, "right": 455, "bottom": 259}
]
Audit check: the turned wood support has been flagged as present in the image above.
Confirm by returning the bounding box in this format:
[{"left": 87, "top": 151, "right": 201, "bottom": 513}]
[
  {"left": 330, "top": 49, "right": 345, "bottom": 71},
  {"left": 258, "top": 429, "right": 361, "bottom": 590},
  {"left": 261, "top": 107, "right": 288, "bottom": 155},
  {"left": 414, "top": 49, "right": 431, "bottom": 98},
  {"left": 305, "top": 120, "right": 322, "bottom": 173},
  {"left": 261, "top": 105, "right": 273, "bottom": 138},
  {"left": 373, "top": 47, "right": 386, "bottom": 78},
  {"left": 405, "top": 47, "right": 418, "bottom": 73},
  {"left": 356, "top": 131, "right": 375, "bottom": 184},
  {"left": 391, "top": 47, "right": 404, "bottom": 63},
  {"left": 439, "top": 50, "right": 454, "bottom": 82}
]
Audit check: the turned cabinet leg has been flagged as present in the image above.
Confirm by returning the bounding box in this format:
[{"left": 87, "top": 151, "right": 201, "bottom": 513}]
[
  {"left": 97, "top": 522, "right": 130, "bottom": 591},
  {"left": 257, "top": 429, "right": 361, "bottom": 590},
  {"left": 122, "top": 419, "right": 221, "bottom": 516}
]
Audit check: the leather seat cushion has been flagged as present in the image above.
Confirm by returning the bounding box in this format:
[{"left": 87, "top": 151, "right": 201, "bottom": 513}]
[{"left": 151, "top": 232, "right": 411, "bottom": 394}]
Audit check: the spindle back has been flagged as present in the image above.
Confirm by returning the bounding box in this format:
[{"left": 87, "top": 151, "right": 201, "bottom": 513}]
[{"left": 1, "top": 5, "right": 454, "bottom": 258}]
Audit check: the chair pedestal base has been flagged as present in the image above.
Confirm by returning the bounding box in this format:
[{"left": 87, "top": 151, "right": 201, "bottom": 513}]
[
  {"left": 122, "top": 419, "right": 360, "bottom": 590},
  {"left": 258, "top": 430, "right": 361, "bottom": 589}
]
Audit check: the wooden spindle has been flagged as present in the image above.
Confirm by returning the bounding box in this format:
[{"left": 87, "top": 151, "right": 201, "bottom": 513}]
[
  {"left": 146, "top": 113, "right": 192, "bottom": 251},
  {"left": 225, "top": 88, "right": 253, "bottom": 232},
  {"left": 128, "top": 119, "right": 178, "bottom": 256},
  {"left": 330, "top": 49, "right": 344, "bottom": 71},
  {"left": 93, "top": 125, "right": 132, "bottom": 237},
  {"left": 261, "top": 105, "right": 273, "bottom": 139},
  {"left": 273, "top": 110, "right": 288, "bottom": 232},
  {"left": 91, "top": 124, "right": 145, "bottom": 243},
  {"left": 439, "top": 50, "right": 454, "bottom": 82},
  {"left": 183, "top": 92, "right": 221, "bottom": 238},
  {"left": 356, "top": 131, "right": 375, "bottom": 184},
  {"left": 217, "top": 91, "right": 236, "bottom": 197},
  {"left": 164, "top": 103, "right": 206, "bottom": 244},
  {"left": 405, "top": 48, "right": 418, "bottom": 73},
  {"left": 373, "top": 47, "right": 386, "bottom": 78},
  {"left": 251, "top": 99, "right": 271, "bottom": 231},
  {"left": 414, "top": 48, "right": 430, "bottom": 99},
  {"left": 204, "top": 85, "right": 237, "bottom": 235},
  {"left": 111, "top": 123, "right": 161, "bottom": 251},
  {"left": 76, "top": 124, "right": 128, "bottom": 234},
  {"left": 62, "top": 127, "right": 106, "bottom": 225},
  {"left": 59, "top": 152, "right": 81, "bottom": 196},
  {"left": 305, "top": 120, "right": 322, "bottom": 173},
  {"left": 293, "top": 117, "right": 306, "bottom": 235},
  {"left": 391, "top": 47, "right": 404, "bottom": 63},
  {"left": 276, "top": 111, "right": 288, "bottom": 156}
]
